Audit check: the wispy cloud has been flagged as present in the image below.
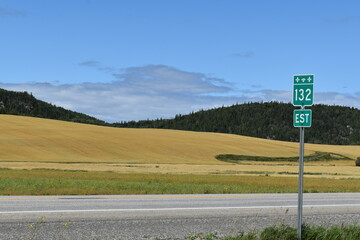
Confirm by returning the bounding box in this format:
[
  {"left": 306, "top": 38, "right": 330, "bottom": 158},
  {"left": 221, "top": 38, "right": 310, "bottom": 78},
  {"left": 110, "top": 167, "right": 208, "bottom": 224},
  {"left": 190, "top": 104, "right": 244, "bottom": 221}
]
[
  {"left": 79, "top": 60, "right": 116, "bottom": 73},
  {"left": 79, "top": 61, "right": 100, "bottom": 67},
  {"left": 233, "top": 51, "right": 255, "bottom": 58},
  {"left": 112, "top": 65, "right": 231, "bottom": 95},
  {"left": 1, "top": 64, "right": 359, "bottom": 122},
  {"left": 251, "top": 84, "right": 262, "bottom": 89},
  {"left": 0, "top": 7, "right": 26, "bottom": 17},
  {"left": 316, "top": 91, "right": 360, "bottom": 107},
  {"left": 326, "top": 15, "right": 360, "bottom": 24}
]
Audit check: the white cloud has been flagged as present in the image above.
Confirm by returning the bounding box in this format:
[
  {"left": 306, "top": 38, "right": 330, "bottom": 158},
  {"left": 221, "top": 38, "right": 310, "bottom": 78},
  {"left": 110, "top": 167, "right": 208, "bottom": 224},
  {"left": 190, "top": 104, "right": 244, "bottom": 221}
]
[
  {"left": 1, "top": 65, "right": 359, "bottom": 122},
  {"left": 0, "top": 65, "right": 235, "bottom": 122},
  {"left": 316, "top": 92, "right": 360, "bottom": 107},
  {"left": 112, "top": 65, "right": 230, "bottom": 95}
]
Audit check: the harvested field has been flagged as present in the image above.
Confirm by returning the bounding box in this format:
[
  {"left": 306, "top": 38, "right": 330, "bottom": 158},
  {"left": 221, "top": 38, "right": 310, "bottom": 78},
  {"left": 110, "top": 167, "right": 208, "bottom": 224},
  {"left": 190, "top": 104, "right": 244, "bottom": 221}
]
[{"left": 0, "top": 115, "right": 359, "bottom": 180}]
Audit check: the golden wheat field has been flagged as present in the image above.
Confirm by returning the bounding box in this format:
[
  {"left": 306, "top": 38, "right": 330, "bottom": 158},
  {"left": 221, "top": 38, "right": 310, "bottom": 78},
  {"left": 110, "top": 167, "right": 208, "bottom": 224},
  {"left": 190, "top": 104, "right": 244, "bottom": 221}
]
[{"left": 0, "top": 115, "right": 359, "bottom": 178}]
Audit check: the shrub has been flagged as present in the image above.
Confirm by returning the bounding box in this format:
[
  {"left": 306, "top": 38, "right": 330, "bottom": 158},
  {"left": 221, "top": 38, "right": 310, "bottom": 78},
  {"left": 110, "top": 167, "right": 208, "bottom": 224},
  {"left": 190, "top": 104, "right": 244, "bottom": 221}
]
[{"left": 356, "top": 157, "right": 360, "bottom": 167}]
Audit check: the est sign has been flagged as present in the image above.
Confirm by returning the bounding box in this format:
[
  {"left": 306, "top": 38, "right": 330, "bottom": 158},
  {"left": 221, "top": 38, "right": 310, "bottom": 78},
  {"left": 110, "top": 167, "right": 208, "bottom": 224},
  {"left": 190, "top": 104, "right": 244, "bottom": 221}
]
[
  {"left": 293, "top": 74, "right": 314, "bottom": 107},
  {"left": 293, "top": 109, "right": 312, "bottom": 127}
]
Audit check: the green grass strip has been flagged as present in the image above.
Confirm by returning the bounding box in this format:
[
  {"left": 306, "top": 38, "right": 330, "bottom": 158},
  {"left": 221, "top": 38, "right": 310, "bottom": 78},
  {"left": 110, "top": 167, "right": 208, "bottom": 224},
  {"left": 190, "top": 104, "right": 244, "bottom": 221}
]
[
  {"left": 186, "top": 224, "right": 360, "bottom": 240},
  {"left": 0, "top": 169, "right": 359, "bottom": 195}
]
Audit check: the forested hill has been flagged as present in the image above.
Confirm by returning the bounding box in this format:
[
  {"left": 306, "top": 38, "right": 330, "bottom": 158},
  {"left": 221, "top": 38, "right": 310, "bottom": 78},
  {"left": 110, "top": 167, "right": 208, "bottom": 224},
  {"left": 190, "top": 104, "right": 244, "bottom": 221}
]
[
  {"left": 2, "top": 88, "right": 360, "bottom": 145},
  {"left": 114, "top": 102, "right": 360, "bottom": 145},
  {"left": 0, "top": 88, "right": 106, "bottom": 125}
]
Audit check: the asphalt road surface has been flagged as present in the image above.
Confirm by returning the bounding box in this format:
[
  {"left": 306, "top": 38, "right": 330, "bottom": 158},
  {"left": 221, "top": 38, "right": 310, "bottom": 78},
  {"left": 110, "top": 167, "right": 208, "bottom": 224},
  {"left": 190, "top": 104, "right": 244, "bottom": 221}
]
[{"left": 0, "top": 193, "right": 359, "bottom": 239}]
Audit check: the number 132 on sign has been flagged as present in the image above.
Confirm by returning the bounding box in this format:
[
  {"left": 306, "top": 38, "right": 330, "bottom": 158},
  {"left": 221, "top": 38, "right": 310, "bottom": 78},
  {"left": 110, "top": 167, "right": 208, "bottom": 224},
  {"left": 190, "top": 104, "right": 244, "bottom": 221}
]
[{"left": 293, "top": 75, "right": 314, "bottom": 107}]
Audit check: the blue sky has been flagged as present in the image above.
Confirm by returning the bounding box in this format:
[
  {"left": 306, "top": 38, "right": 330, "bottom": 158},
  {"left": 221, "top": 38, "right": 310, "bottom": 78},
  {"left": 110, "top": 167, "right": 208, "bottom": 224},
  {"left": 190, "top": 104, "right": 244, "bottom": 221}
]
[{"left": 1, "top": 0, "right": 359, "bottom": 122}]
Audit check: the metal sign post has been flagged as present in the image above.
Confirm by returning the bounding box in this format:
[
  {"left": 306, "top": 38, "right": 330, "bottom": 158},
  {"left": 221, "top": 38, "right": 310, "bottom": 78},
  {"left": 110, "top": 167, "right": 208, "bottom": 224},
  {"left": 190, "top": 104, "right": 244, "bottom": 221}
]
[
  {"left": 297, "top": 126, "right": 305, "bottom": 240},
  {"left": 293, "top": 74, "right": 314, "bottom": 240}
]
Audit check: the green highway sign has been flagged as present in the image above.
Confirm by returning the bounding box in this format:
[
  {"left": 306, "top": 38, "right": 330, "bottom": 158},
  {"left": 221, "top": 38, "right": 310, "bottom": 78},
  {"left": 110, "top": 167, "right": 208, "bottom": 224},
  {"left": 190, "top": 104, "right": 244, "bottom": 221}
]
[
  {"left": 293, "top": 109, "right": 312, "bottom": 127},
  {"left": 293, "top": 74, "right": 314, "bottom": 107},
  {"left": 292, "top": 74, "right": 314, "bottom": 239}
]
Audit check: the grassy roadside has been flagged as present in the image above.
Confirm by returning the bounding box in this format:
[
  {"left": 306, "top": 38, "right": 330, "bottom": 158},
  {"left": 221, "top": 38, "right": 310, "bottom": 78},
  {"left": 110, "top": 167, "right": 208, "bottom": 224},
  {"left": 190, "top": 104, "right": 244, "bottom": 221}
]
[
  {"left": 0, "top": 168, "right": 359, "bottom": 195},
  {"left": 186, "top": 224, "right": 360, "bottom": 240}
]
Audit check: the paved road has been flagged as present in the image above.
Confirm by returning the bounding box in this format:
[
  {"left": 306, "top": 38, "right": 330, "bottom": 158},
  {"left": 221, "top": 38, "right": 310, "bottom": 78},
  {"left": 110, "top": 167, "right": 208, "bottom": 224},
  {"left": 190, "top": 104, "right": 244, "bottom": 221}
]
[{"left": 0, "top": 193, "right": 359, "bottom": 239}]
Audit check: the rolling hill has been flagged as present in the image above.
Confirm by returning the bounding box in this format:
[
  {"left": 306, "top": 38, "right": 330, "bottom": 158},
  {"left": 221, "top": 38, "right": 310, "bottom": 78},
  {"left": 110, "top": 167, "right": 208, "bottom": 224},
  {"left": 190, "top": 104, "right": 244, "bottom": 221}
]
[
  {"left": 0, "top": 115, "right": 359, "bottom": 165},
  {"left": 1, "top": 88, "right": 360, "bottom": 146},
  {"left": 0, "top": 88, "right": 105, "bottom": 125}
]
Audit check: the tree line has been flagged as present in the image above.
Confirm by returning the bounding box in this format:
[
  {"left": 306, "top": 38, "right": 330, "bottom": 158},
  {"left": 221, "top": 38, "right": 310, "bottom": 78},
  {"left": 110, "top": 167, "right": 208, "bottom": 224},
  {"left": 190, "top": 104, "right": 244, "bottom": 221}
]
[
  {"left": 114, "top": 102, "right": 360, "bottom": 145},
  {"left": 0, "top": 88, "right": 106, "bottom": 125}
]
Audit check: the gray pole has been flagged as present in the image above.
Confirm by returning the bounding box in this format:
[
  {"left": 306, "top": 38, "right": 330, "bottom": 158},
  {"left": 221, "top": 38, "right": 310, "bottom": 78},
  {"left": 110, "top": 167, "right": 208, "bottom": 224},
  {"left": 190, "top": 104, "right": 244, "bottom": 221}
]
[{"left": 297, "top": 126, "right": 305, "bottom": 240}]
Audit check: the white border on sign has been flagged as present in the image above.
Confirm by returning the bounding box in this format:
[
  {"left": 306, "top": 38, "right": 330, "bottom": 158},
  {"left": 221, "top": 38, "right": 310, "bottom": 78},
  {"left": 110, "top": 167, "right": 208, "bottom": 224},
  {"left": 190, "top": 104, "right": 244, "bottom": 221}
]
[{"left": 292, "top": 74, "right": 314, "bottom": 107}]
